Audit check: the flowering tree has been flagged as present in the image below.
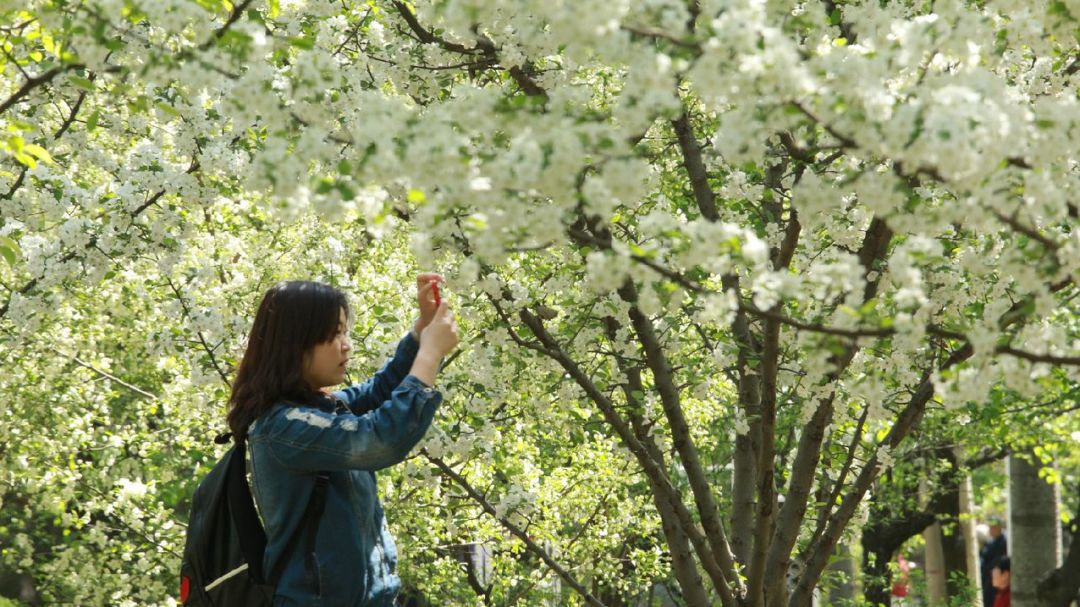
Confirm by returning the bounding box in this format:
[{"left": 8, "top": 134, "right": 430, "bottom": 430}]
[{"left": 2, "top": 0, "right": 1079, "bottom": 605}]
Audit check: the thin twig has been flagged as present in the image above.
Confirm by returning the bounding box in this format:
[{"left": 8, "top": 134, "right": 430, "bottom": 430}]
[{"left": 424, "top": 452, "right": 607, "bottom": 607}]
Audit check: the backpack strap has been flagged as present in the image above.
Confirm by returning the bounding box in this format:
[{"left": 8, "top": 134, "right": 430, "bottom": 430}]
[
  {"left": 228, "top": 438, "right": 331, "bottom": 587},
  {"left": 268, "top": 470, "right": 330, "bottom": 585},
  {"left": 227, "top": 438, "right": 268, "bottom": 582},
  {"left": 301, "top": 472, "right": 330, "bottom": 589}
]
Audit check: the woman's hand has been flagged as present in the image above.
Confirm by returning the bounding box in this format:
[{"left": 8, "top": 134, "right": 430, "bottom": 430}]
[
  {"left": 410, "top": 300, "right": 460, "bottom": 386},
  {"left": 411, "top": 272, "right": 443, "bottom": 338},
  {"left": 420, "top": 300, "right": 459, "bottom": 358}
]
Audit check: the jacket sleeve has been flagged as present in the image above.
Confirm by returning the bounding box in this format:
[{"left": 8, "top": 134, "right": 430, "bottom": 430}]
[
  {"left": 333, "top": 332, "right": 420, "bottom": 415},
  {"left": 262, "top": 375, "right": 441, "bottom": 472}
]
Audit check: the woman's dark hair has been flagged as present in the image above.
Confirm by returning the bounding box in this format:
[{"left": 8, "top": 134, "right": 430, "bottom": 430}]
[
  {"left": 994, "top": 555, "right": 1010, "bottom": 573},
  {"left": 227, "top": 281, "right": 350, "bottom": 439}
]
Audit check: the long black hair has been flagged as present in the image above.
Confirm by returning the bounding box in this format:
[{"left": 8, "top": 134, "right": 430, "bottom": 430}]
[{"left": 226, "top": 281, "right": 350, "bottom": 439}]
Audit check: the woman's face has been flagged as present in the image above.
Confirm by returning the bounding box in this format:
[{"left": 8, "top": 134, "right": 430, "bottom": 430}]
[{"left": 302, "top": 308, "right": 351, "bottom": 389}]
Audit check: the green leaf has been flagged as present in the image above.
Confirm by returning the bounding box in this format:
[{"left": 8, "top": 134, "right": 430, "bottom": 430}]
[
  {"left": 218, "top": 30, "right": 252, "bottom": 48},
  {"left": 41, "top": 33, "right": 57, "bottom": 55},
  {"left": 336, "top": 182, "right": 355, "bottom": 201},
  {"left": 0, "top": 235, "right": 20, "bottom": 266},
  {"left": 128, "top": 95, "right": 149, "bottom": 113},
  {"left": 87, "top": 109, "right": 101, "bottom": 132},
  {"left": 23, "top": 144, "right": 53, "bottom": 164},
  {"left": 69, "top": 76, "right": 95, "bottom": 91},
  {"left": 628, "top": 243, "right": 652, "bottom": 258},
  {"left": 1048, "top": 0, "right": 1072, "bottom": 18},
  {"left": 13, "top": 152, "right": 36, "bottom": 168},
  {"left": 288, "top": 36, "right": 315, "bottom": 50},
  {"left": 0, "top": 236, "right": 19, "bottom": 257},
  {"left": 155, "top": 101, "right": 181, "bottom": 118}
]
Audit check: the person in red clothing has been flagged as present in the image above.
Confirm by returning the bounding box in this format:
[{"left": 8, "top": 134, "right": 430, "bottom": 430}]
[
  {"left": 991, "top": 556, "right": 1011, "bottom": 607},
  {"left": 891, "top": 554, "right": 912, "bottom": 603}
]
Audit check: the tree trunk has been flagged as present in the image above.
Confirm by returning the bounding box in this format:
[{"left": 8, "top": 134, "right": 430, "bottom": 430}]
[
  {"left": 733, "top": 430, "right": 757, "bottom": 566},
  {"left": 940, "top": 450, "right": 978, "bottom": 603},
  {"left": 1036, "top": 483, "right": 1080, "bottom": 607},
  {"left": 1008, "top": 454, "right": 1062, "bottom": 607},
  {"left": 925, "top": 521, "right": 949, "bottom": 605},
  {"left": 862, "top": 545, "right": 896, "bottom": 607},
  {"left": 826, "top": 540, "right": 856, "bottom": 607},
  {"left": 959, "top": 471, "right": 983, "bottom": 607}
]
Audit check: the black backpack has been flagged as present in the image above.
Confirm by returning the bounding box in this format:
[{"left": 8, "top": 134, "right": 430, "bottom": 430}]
[{"left": 179, "top": 433, "right": 329, "bottom": 606}]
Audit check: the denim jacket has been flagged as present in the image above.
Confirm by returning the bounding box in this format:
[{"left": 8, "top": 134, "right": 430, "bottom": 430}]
[{"left": 247, "top": 333, "right": 440, "bottom": 606}]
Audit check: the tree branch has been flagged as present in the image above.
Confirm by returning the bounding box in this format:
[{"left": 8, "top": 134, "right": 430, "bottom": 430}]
[
  {"left": 390, "top": 1, "right": 483, "bottom": 55},
  {"left": 3, "top": 70, "right": 96, "bottom": 201},
  {"left": 604, "top": 317, "right": 729, "bottom": 607},
  {"left": 516, "top": 304, "right": 742, "bottom": 606},
  {"left": 621, "top": 24, "right": 700, "bottom": 50},
  {"left": 425, "top": 452, "right": 606, "bottom": 607},
  {"left": 809, "top": 403, "right": 868, "bottom": 552},
  {"left": 0, "top": 64, "right": 83, "bottom": 115},
  {"left": 615, "top": 279, "right": 745, "bottom": 601},
  {"left": 767, "top": 216, "right": 893, "bottom": 604},
  {"left": 130, "top": 157, "right": 201, "bottom": 218},
  {"left": 749, "top": 309, "right": 781, "bottom": 607},
  {"left": 990, "top": 208, "right": 1060, "bottom": 251},
  {"left": 671, "top": 111, "right": 718, "bottom": 221},
  {"left": 789, "top": 348, "right": 970, "bottom": 607},
  {"left": 996, "top": 345, "right": 1080, "bottom": 366},
  {"left": 199, "top": 0, "right": 256, "bottom": 50},
  {"left": 163, "top": 276, "right": 231, "bottom": 386},
  {"left": 64, "top": 350, "right": 159, "bottom": 400}
]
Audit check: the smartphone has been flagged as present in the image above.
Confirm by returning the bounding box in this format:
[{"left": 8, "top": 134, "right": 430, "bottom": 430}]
[{"left": 432, "top": 280, "right": 441, "bottom": 307}]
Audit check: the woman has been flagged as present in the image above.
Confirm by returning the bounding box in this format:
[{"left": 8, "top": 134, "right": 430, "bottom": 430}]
[{"left": 225, "top": 275, "right": 458, "bottom": 606}]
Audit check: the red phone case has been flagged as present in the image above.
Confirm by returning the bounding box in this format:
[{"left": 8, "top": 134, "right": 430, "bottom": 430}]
[{"left": 432, "top": 281, "right": 441, "bottom": 307}]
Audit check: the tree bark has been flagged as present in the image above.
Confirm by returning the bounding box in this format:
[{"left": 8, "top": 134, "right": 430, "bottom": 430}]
[
  {"left": 725, "top": 272, "right": 759, "bottom": 573},
  {"left": 1008, "top": 454, "right": 1062, "bottom": 607},
  {"left": 939, "top": 450, "right": 974, "bottom": 601},
  {"left": 733, "top": 430, "right": 758, "bottom": 566},
  {"left": 959, "top": 471, "right": 983, "bottom": 607},
  {"left": 619, "top": 282, "right": 742, "bottom": 599},
  {"left": 1036, "top": 483, "right": 1080, "bottom": 607},
  {"left": 925, "top": 521, "right": 948, "bottom": 605}
]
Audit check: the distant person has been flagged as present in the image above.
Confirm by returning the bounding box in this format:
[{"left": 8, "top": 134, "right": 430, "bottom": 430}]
[
  {"left": 980, "top": 521, "right": 1008, "bottom": 607},
  {"left": 891, "top": 554, "right": 912, "bottom": 605},
  {"left": 991, "top": 556, "right": 1011, "bottom": 607}
]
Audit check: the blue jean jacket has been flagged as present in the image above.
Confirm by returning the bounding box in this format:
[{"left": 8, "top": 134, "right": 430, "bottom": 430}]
[{"left": 247, "top": 333, "right": 440, "bottom": 606}]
